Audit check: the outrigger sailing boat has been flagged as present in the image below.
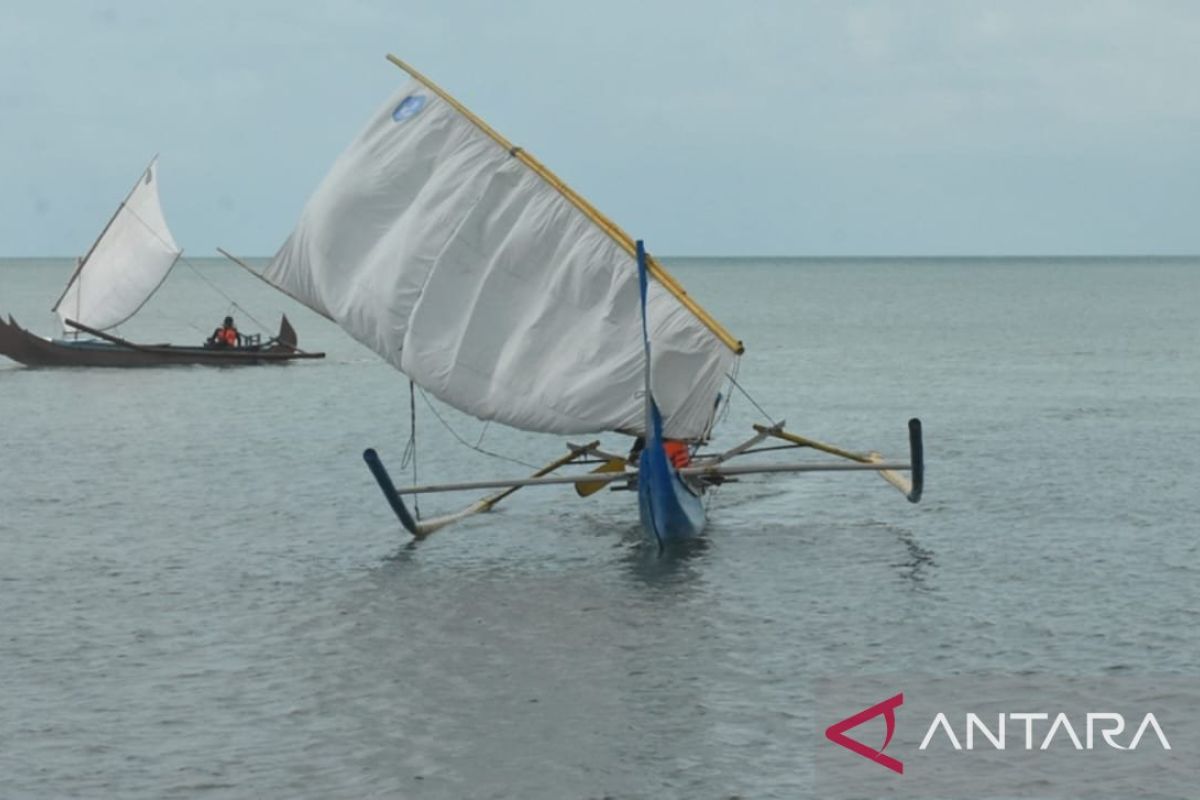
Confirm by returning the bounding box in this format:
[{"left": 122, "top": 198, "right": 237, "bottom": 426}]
[
  {"left": 0, "top": 158, "right": 323, "bottom": 368},
  {"left": 256, "top": 55, "right": 923, "bottom": 546}
]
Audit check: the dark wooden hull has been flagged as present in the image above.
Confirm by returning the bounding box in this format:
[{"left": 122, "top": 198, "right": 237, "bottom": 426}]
[{"left": 0, "top": 314, "right": 324, "bottom": 367}]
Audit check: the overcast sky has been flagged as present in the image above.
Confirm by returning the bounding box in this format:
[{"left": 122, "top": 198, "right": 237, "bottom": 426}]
[{"left": 2, "top": 1, "right": 1198, "bottom": 256}]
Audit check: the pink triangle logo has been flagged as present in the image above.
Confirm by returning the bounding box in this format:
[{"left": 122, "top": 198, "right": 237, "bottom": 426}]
[{"left": 824, "top": 692, "right": 905, "bottom": 774}]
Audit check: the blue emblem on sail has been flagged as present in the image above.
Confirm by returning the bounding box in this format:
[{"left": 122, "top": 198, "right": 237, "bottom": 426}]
[{"left": 392, "top": 94, "right": 427, "bottom": 123}]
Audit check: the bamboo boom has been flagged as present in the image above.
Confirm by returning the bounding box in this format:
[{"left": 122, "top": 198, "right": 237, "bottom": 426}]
[
  {"left": 714, "top": 427, "right": 777, "bottom": 462},
  {"left": 752, "top": 424, "right": 873, "bottom": 462},
  {"left": 753, "top": 423, "right": 919, "bottom": 498},
  {"left": 397, "top": 499, "right": 492, "bottom": 538},
  {"left": 475, "top": 441, "right": 600, "bottom": 509},
  {"left": 63, "top": 318, "right": 150, "bottom": 351},
  {"left": 385, "top": 54, "right": 744, "bottom": 355}
]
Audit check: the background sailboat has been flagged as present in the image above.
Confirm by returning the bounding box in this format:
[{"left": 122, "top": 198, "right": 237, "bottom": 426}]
[
  {"left": 260, "top": 55, "right": 922, "bottom": 546},
  {"left": 0, "top": 158, "right": 323, "bottom": 367},
  {"left": 52, "top": 156, "right": 182, "bottom": 334}
]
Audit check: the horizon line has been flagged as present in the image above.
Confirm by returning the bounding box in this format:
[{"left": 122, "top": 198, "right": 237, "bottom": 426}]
[{"left": 3, "top": 253, "right": 1199, "bottom": 261}]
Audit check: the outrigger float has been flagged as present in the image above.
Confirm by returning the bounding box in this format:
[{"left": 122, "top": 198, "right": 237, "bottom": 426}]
[{"left": 255, "top": 55, "right": 924, "bottom": 547}]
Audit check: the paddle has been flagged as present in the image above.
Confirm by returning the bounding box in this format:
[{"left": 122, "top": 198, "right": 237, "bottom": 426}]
[{"left": 574, "top": 458, "right": 627, "bottom": 497}]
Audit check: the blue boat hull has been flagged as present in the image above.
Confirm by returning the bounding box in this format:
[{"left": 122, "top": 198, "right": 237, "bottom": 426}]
[
  {"left": 633, "top": 237, "right": 709, "bottom": 546},
  {"left": 638, "top": 446, "right": 706, "bottom": 545}
]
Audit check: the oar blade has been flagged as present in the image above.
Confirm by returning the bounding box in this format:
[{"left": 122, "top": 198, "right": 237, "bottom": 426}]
[{"left": 575, "top": 458, "right": 626, "bottom": 497}]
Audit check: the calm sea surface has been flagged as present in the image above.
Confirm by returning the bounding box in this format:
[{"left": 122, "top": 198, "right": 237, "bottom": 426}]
[{"left": 1, "top": 257, "right": 1198, "bottom": 798}]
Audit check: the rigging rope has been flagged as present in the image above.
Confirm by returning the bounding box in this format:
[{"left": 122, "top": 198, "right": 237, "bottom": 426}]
[
  {"left": 714, "top": 358, "right": 740, "bottom": 431},
  {"left": 415, "top": 386, "right": 540, "bottom": 470},
  {"left": 725, "top": 368, "right": 779, "bottom": 427},
  {"left": 400, "top": 380, "right": 421, "bottom": 520},
  {"left": 119, "top": 202, "right": 274, "bottom": 336},
  {"left": 178, "top": 255, "right": 273, "bottom": 335},
  {"left": 474, "top": 421, "right": 490, "bottom": 449}
]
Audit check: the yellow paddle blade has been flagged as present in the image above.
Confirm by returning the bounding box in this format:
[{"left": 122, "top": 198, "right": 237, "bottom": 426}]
[{"left": 575, "top": 458, "right": 626, "bottom": 497}]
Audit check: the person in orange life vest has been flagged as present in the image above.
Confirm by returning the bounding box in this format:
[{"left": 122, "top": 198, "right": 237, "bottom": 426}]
[
  {"left": 207, "top": 315, "right": 243, "bottom": 348},
  {"left": 663, "top": 439, "right": 691, "bottom": 469},
  {"left": 628, "top": 436, "right": 691, "bottom": 469}
]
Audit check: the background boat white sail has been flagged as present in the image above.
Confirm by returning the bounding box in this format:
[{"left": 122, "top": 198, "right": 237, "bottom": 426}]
[
  {"left": 264, "top": 64, "right": 740, "bottom": 440},
  {"left": 53, "top": 158, "right": 182, "bottom": 333}
]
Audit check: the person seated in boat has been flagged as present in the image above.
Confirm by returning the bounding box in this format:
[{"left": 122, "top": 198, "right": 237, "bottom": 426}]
[
  {"left": 627, "top": 436, "right": 645, "bottom": 465},
  {"left": 627, "top": 435, "right": 691, "bottom": 469},
  {"left": 663, "top": 439, "right": 691, "bottom": 469},
  {"left": 206, "top": 316, "right": 243, "bottom": 348}
]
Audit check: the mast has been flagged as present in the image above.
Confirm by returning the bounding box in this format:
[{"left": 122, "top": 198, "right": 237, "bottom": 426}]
[
  {"left": 386, "top": 55, "right": 745, "bottom": 356},
  {"left": 51, "top": 156, "right": 159, "bottom": 314}
]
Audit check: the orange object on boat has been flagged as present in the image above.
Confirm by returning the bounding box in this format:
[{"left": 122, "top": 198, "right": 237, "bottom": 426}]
[{"left": 663, "top": 440, "right": 691, "bottom": 469}]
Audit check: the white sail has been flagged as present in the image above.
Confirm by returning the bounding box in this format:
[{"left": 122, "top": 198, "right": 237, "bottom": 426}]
[
  {"left": 265, "top": 68, "right": 739, "bottom": 439},
  {"left": 54, "top": 159, "right": 182, "bottom": 332}
]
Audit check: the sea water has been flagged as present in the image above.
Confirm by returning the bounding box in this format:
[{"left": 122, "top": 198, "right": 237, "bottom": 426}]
[{"left": 1, "top": 257, "right": 1197, "bottom": 798}]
